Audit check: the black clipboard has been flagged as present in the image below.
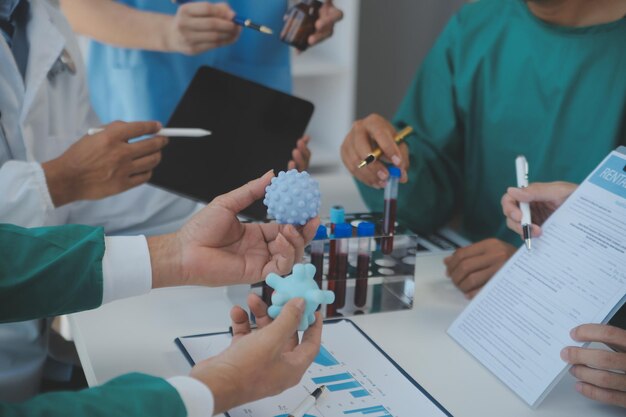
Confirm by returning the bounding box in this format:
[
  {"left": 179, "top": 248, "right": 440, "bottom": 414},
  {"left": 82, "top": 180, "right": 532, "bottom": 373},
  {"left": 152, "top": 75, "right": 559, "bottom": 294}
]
[
  {"left": 150, "top": 66, "right": 314, "bottom": 220},
  {"left": 175, "top": 318, "right": 453, "bottom": 417}
]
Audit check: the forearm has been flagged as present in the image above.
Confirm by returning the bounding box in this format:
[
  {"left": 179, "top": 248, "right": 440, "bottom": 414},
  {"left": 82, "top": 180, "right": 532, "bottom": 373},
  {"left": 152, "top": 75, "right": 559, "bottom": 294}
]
[
  {"left": 0, "top": 225, "right": 153, "bottom": 323},
  {"left": 0, "top": 224, "right": 105, "bottom": 322},
  {"left": 0, "top": 373, "right": 189, "bottom": 417},
  {"left": 60, "top": 0, "right": 171, "bottom": 51}
]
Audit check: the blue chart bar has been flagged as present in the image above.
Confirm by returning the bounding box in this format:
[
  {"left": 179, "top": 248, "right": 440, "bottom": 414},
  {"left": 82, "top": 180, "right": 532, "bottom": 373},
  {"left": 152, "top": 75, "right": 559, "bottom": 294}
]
[
  {"left": 343, "top": 405, "right": 389, "bottom": 415},
  {"left": 327, "top": 381, "right": 361, "bottom": 392},
  {"left": 350, "top": 389, "right": 370, "bottom": 398},
  {"left": 312, "top": 372, "right": 353, "bottom": 384},
  {"left": 314, "top": 345, "right": 340, "bottom": 367},
  {"left": 275, "top": 414, "right": 317, "bottom": 417}
]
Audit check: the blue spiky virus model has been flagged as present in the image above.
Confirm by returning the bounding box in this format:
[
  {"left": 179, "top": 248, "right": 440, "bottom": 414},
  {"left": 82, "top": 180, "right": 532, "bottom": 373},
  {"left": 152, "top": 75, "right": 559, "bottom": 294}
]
[
  {"left": 263, "top": 170, "right": 321, "bottom": 225},
  {"left": 266, "top": 264, "right": 335, "bottom": 331}
]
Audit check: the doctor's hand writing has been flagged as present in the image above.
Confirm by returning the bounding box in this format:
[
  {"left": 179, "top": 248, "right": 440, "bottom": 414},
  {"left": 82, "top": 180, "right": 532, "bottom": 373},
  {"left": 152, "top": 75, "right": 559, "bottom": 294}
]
[
  {"left": 165, "top": 2, "right": 240, "bottom": 55},
  {"left": 501, "top": 181, "right": 577, "bottom": 239},
  {"left": 191, "top": 296, "right": 322, "bottom": 414},
  {"left": 148, "top": 170, "right": 320, "bottom": 289},
  {"left": 341, "top": 114, "right": 409, "bottom": 189},
  {"left": 42, "top": 121, "right": 167, "bottom": 207}
]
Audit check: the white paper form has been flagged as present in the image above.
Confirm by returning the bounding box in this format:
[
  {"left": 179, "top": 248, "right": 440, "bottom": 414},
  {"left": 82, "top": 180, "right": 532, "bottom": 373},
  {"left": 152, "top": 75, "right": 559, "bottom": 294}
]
[
  {"left": 448, "top": 148, "right": 626, "bottom": 407},
  {"left": 178, "top": 320, "right": 451, "bottom": 417}
]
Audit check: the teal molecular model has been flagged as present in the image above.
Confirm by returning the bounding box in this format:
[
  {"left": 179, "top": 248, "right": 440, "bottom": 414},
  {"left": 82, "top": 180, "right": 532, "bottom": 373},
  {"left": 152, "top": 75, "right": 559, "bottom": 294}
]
[{"left": 266, "top": 264, "right": 335, "bottom": 331}]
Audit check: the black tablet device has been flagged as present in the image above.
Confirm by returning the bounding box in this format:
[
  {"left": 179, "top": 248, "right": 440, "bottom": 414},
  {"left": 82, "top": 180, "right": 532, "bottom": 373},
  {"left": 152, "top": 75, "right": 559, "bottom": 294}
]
[{"left": 150, "top": 66, "right": 314, "bottom": 219}]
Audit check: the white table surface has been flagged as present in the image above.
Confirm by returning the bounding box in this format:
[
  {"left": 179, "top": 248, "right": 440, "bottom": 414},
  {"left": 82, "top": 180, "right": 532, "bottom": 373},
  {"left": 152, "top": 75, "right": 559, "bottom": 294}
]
[{"left": 69, "top": 251, "right": 624, "bottom": 417}]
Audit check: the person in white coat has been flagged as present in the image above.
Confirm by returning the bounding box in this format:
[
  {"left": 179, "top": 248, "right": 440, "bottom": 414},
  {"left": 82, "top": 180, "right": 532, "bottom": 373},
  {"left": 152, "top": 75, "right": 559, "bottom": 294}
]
[
  {"left": 0, "top": 0, "right": 308, "bottom": 400},
  {"left": 0, "top": 0, "right": 203, "bottom": 401}
]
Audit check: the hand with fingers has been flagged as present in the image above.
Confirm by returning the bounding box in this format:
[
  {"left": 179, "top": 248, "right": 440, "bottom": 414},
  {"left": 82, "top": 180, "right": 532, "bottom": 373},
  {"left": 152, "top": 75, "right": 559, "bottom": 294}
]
[
  {"left": 340, "top": 114, "right": 409, "bottom": 189},
  {"left": 307, "top": 0, "right": 343, "bottom": 47},
  {"left": 190, "top": 295, "right": 322, "bottom": 414},
  {"left": 147, "top": 170, "right": 320, "bottom": 289},
  {"left": 42, "top": 120, "right": 168, "bottom": 207},
  {"left": 561, "top": 324, "right": 626, "bottom": 408},
  {"left": 287, "top": 135, "right": 312, "bottom": 171},
  {"left": 501, "top": 181, "right": 578, "bottom": 239},
  {"left": 166, "top": 2, "right": 240, "bottom": 55},
  {"left": 444, "top": 238, "right": 517, "bottom": 299}
]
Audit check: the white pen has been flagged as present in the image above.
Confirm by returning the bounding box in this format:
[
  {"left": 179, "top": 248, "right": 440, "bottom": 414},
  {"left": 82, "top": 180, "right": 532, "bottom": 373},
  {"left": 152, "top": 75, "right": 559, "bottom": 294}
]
[
  {"left": 87, "top": 127, "right": 212, "bottom": 137},
  {"left": 515, "top": 155, "right": 532, "bottom": 251},
  {"left": 287, "top": 385, "right": 326, "bottom": 417}
]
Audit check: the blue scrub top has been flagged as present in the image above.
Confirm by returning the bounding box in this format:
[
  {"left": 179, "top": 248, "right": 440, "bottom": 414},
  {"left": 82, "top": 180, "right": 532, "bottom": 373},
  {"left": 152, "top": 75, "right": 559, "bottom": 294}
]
[{"left": 88, "top": 0, "right": 291, "bottom": 124}]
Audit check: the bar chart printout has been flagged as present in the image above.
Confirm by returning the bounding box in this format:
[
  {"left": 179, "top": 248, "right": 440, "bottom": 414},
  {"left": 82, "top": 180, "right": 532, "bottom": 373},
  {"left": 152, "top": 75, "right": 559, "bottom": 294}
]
[{"left": 177, "top": 320, "right": 452, "bottom": 417}]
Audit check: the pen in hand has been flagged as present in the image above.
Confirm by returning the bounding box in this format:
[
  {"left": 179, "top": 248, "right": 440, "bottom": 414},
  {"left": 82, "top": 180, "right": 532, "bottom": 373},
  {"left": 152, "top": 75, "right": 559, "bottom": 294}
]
[
  {"left": 515, "top": 155, "right": 532, "bottom": 250},
  {"left": 171, "top": 0, "right": 273, "bottom": 35},
  {"left": 288, "top": 385, "right": 326, "bottom": 417},
  {"left": 357, "top": 126, "right": 413, "bottom": 169}
]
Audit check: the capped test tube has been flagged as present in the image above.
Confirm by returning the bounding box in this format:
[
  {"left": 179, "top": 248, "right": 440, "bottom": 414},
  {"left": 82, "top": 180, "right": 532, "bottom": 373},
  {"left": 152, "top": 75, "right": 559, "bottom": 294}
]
[
  {"left": 381, "top": 167, "right": 401, "bottom": 254},
  {"left": 327, "top": 205, "right": 345, "bottom": 289},
  {"left": 332, "top": 223, "right": 352, "bottom": 311},
  {"left": 311, "top": 225, "right": 327, "bottom": 289},
  {"left": 355, "top": 222, "right": 375, "bottom": 308}
]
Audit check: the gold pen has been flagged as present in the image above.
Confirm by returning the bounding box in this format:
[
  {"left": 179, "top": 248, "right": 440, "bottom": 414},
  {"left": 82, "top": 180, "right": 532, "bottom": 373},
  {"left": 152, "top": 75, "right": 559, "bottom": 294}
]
[{"left": 357, "top": 126, "right": 414, "bottom": 169}]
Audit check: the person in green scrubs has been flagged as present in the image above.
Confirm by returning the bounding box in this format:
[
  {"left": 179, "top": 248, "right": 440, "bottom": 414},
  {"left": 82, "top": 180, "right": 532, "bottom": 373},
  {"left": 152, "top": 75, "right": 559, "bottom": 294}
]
[
  {"left": 0, "top": 171, "right": 322, "bottom": 416},
  {"left": 340, "top": 0, "right": 626, "bottom": 298}
]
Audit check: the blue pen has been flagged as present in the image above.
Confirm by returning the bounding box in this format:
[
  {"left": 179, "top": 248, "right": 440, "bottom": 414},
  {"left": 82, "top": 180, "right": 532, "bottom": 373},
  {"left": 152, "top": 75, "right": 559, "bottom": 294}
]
[{"left": 171, "top": 0, "right": 273, "bottom": 35}]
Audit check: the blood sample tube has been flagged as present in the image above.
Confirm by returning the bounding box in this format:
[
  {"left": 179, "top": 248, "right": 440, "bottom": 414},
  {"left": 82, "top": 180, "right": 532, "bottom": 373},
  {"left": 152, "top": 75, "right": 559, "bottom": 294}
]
[
  {"left": 327, "top": 206, "right": 344, "bottom": 286},
  {"left": 355, "top": 222, "right": 375, "bottom": 308},
  {"left": 311, "top": 225, "right": 327, "bottom": 289},
  {"left": 332, "top": 223, "right": 352, "bottom": 310},
  {"left": 326, "top": 207, "right": 344, "bottom": 317},
  {"left": 381, "top": 167, "right": 401, "bottom": 254}
]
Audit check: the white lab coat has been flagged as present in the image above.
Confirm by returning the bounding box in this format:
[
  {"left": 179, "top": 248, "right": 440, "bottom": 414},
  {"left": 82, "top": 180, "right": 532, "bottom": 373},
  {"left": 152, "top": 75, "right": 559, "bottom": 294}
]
[{"left": 0, "top": 0, "right": 202, "bottom": 400}]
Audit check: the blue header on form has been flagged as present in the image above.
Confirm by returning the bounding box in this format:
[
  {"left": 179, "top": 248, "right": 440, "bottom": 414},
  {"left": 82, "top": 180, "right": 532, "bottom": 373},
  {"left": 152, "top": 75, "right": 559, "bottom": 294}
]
[{"left": 589, "top": 155, "right": 626, "bottom": 200}]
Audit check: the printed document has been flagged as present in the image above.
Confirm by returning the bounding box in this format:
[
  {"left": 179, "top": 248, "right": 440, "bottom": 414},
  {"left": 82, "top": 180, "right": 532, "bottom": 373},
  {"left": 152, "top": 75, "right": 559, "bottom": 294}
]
[
  {"left": 178, "top": 319, "right": 451, "bottom": 417},
  {"left": 448, "top": 148, "right": 626, "bottom": 407}
]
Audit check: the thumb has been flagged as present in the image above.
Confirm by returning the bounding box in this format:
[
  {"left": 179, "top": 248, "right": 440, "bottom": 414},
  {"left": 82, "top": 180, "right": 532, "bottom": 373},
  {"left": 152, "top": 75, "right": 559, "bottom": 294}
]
[
  {"left": 264, "top": 298, "right": 306, "bottom": 343},
  {"left": 211, "top": 170, "right": 274, "bottom": 214}
]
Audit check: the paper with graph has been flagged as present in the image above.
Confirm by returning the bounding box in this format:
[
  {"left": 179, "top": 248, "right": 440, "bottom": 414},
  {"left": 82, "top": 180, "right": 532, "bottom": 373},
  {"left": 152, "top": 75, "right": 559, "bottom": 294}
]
[{"left": 176, "top": 319, "right": 451, "bottom": 417}]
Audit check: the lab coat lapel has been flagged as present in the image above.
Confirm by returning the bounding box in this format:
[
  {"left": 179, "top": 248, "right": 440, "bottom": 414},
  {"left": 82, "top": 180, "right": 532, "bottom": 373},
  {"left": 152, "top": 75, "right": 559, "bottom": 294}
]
[
  {"left": 21, "top": 0, "right": 64, "bottom": 125},
  {"left": 0, "top": 35, "right": 26, "bottom": 160}
]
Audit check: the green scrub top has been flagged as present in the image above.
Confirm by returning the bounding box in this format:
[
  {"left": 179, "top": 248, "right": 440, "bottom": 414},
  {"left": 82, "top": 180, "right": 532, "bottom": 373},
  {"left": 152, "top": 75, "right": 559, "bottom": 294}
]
[
  {"left": 357, "top": 0, "right": 626, "bottom": 245},
  {"left": 0, "top": 224, "right": 187, "bottom": 417}
]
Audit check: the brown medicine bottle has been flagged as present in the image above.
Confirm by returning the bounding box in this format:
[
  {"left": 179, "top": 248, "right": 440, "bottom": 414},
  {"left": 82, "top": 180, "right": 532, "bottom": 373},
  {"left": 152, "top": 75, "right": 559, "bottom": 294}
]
[{"left": 280, "top": 0, "right": 323, "bottom": 51}]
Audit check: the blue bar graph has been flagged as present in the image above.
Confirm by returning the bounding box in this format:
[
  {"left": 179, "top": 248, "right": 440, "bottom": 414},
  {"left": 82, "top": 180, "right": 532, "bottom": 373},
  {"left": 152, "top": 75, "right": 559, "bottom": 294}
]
[
  {"left": 350, "top": 389, "right": 370, "bottom": 398},
  {"left": 275, "top": 414, "right": 316, "bottom": 417},
  {"left": 312, "top": 372, "right": 352, "bottom": 384},
  {"left": 327, "top": 381, "right": 361, "bottom": 391},
  {"left": 344, "top": 405, "right": 389, "bottom": 415},
  {"left": 314, "top": 345, "right": 340, "bottom": 366}
]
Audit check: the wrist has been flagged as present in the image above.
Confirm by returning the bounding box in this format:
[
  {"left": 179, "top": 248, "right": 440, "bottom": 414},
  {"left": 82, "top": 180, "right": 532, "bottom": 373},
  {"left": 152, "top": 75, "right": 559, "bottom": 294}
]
[
  {"left": 191, "top": 365, "right": 241, "bottom": 415},
  {"left": 160, "top": 14, "right": 179, "bottom": 52},
  {"left": 41, "top": 157, "right": 77, "bottom": 207},
  {"left": 147, "top": 233, "right": 185, "bottom": 288}
]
